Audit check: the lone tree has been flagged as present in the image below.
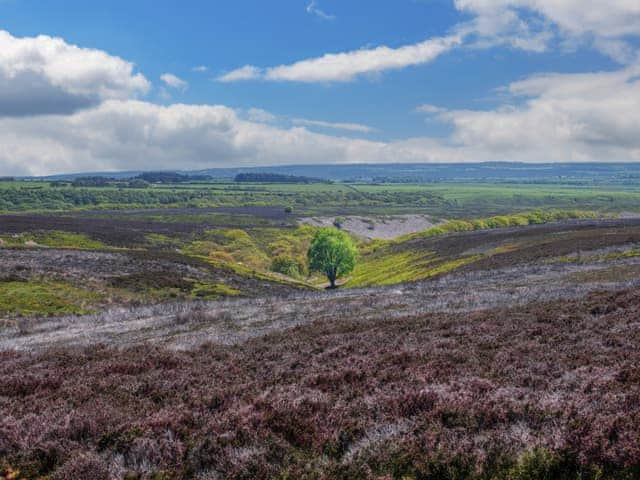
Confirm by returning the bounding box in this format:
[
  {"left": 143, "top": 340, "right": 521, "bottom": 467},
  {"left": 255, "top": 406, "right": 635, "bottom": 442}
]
[{"left": 307, "top": 228, "right": 358, "bottom": 289}]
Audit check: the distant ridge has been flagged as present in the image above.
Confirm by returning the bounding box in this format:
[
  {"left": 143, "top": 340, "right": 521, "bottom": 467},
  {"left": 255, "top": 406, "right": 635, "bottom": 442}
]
[{"left": 33, "top": 162, "right": 640, "bottom": 184}]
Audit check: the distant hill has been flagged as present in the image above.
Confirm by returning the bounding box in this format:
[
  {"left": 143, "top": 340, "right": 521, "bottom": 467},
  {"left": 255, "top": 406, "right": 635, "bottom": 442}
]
[{"left": 32, "top": 162, "right": 640, "bottom": 185}]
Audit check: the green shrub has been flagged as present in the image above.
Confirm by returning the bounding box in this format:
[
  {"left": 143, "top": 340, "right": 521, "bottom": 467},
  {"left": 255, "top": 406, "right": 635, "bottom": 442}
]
[{"left": 271, "top": 255, "right": 307, "bottom": 278}]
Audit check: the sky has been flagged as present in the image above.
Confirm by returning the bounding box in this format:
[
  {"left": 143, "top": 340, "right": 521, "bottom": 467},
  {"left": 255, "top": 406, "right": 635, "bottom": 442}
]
[{"left": 0, "top": 0, "right": 639, "bottom": 175}]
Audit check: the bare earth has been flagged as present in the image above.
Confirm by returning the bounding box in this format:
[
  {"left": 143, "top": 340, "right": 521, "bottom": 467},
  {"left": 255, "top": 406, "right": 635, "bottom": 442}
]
[{"left": 300, "top": 214, "right": 438, "bottom": 239}]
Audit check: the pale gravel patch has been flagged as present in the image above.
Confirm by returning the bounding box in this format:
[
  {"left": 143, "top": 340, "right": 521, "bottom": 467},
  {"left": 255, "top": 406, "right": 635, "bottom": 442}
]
[{"left": 300, "top": 214, "right": 438, "bottom": 240}]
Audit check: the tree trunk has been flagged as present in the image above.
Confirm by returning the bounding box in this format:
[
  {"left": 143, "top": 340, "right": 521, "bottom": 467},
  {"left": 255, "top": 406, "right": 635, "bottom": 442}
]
[{"left": 328, "top": 273, "right": 337, "bottom": 289}]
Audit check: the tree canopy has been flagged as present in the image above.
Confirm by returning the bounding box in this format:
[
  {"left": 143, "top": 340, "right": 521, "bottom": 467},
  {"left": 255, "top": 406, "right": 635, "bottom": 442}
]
[{"left": 307, "top": 228, "right": 358, "bottom": 288}]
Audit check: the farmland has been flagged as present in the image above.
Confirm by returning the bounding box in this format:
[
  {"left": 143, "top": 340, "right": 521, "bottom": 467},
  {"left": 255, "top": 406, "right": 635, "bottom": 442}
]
[{"left": 1, "top": 175, "right": 640, "bottom": 479}]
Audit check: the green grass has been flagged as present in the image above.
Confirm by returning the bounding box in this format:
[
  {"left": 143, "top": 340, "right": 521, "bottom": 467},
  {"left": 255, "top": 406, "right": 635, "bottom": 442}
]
[
  {"left": 347, "top": 209, "right": 603, "bottom": 288},
  {"left": 0, "top": 231, "right": 106, "bottom": 249},
  {"left": 347, "top": 252, "right": 481, "bottom": 287},
  {"left": 191, "top": 282, "right": 242, "bottom": 299},
  {"left": 0, "top": 280, "right": 102, "bottom": 316}
]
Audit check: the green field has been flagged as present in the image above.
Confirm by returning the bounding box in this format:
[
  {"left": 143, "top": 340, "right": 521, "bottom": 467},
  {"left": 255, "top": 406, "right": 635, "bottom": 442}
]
[{"left": 2, "top": 179, "right": 640, "bottom": 217}]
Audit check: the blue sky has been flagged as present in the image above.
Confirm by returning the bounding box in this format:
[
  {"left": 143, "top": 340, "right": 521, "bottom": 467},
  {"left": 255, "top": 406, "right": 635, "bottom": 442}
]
[{"left": 0, "top": 1, "right": 639, "bottom": 174}]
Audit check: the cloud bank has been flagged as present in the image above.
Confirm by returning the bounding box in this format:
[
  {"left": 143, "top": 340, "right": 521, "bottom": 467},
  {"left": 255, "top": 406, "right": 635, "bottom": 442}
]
[
  {"left": 3, "top": 58, "right": 639, "bottom": 176},
  {"left": 0, "top": 30, "right": 149, "bottom": 117}
]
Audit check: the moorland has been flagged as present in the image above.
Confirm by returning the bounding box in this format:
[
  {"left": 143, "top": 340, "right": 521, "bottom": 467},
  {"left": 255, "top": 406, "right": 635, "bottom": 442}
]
[{"left": 1, "top": 164, "right": 639, "bottom": 479}]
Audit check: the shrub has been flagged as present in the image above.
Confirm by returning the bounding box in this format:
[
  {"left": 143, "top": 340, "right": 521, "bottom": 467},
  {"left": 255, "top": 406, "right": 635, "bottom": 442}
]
[{"left": 270, "top": 255, "right": 306, "bottom": 278}]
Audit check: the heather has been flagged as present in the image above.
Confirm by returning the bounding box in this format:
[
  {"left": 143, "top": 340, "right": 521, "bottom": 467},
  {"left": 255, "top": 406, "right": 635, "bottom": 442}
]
[{"left": 1, "top": 289, "right": 639, "bottom": 479}]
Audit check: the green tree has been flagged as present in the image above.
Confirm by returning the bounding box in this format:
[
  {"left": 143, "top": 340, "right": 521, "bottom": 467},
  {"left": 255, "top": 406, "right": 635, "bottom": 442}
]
[{"left": 307, "top": 228, "right": 358, "bottom": 289}]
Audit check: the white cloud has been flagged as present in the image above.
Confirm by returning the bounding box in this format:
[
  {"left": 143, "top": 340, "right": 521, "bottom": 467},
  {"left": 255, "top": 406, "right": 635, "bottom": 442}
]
[
  {"left": 246, "top": 107, "right": 278, "bottom": 123},
  {"left": 1, "top": 25, "right": 639, "bottom": 176},
  {"left": 455, "top": 0, "right": 640, "bottom": 39},
  {"left": 455, "top": 0, "right": 640, "bottom": 61},
  {"left": 219, "top": 0, "right": 640, "bottom": 85},
  {"left": 0, "top": 100, "right": 395, "bottom": 175},
  {"left": 292, "top": 118, "right": 375, "bottom": 133},
  {"left": 192, "top": 65, "right": 208, "bottom": 72},
  {"left": 217, "top": 34, "right": 464, "bottom": 83},
  {"left": 416, "top": 104, "right": 446, "bottom": 114},
  {"left": 306, "top": 1, "right": 335, "bottom": 20},
  {"left": 160, "top": 73, "right": 188, "bottom": 90},
  {"left": 0, "top": 29, "right": 149, "bottom": 116},
  {"left": 5, "top": 60, "right": 640, "bottom": 176},
  {"left": 217, "top": 65, "right": 262, "bottom": 82},
  {"left": 431, "top": 61, "right": 640, "bottom": 162}
]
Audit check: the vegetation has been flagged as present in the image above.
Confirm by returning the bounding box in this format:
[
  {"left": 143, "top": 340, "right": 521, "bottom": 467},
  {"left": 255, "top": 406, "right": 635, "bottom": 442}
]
[
  {"left": 1, "top": 289, "right": 638, "bottom": 478},
  {"left": 2, "top": 179, "right": 640, "bottom": 217},
  {"left": 0, "top": 280, "right": 101, "bottom": 316},
  {"left": 71, "top": 176, "right": 116, "bottom": 187},
  {"left": 3, "top": 170, "right": 640, "bottom": 478},
  {"left": 271, "top": 255, "right": 307, "bottom": 278},
  {"left": 348, "top": 209, "right": 623, "bottom": 287},
  {"left": 234, "top": 172, "right": 328, "bottom": 183},
  {"left": 308, "top": 228, "right": 358, "bottom": 288},
  {"left": 134, "top": 171, "right": 212, "bottom": 183},
  {"left": 409, "top": 209, "right": 601, "bottom": 239},
  {"left": 0, "top": 231, "right": 107, "bottom": 249}
]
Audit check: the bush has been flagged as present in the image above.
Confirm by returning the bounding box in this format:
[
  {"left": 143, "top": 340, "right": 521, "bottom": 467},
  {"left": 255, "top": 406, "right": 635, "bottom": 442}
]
[{"left": 271, "top": 255, "right": 306, "bottom": 278}]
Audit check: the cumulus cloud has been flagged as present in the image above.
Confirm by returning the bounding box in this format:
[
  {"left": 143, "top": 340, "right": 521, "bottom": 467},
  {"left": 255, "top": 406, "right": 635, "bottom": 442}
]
[
  {"left": 160, "top": 73, "right": 188, "bottom": 90},
  {"left": 246, "top": 107, "right": 278, "bottom": 123},
  {"left": 292, "top": 118, "right": 375, "bottom": 133},
  {"left": 217, "top": 34, "right": 464, "bottom": 83},
  {"left": 430, "top": 61, "right": 640, "bottom": 162},
  {"left": 218, "top": 65, "right": 262, "bottom": 82},
  {"left": 0, "top": 100, "right": 393, "bottom": 175},
  {"left": 1, "top": 22, "right": 638, "bottom": 176},
  {"left": 455, "top": 0, "right": 640, "bottom": 61},
  {"left": 455, "top": 0, "right": 640, "bottom": 39},
  {"left": 0, "top": 30, "right": 149, "bottom": 117},
  {"left": 4, "top": 59, "right": 639, "bottom": 177}
]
